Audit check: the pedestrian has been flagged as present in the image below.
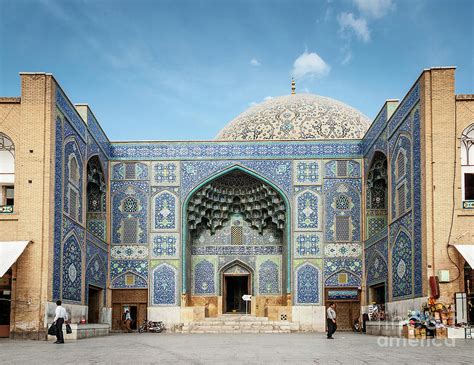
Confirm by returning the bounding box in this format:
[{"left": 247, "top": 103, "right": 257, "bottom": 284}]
[
  {"left": 327, "top": 302, "right": 337, "bottom": 339},
  {"left": 53, "top": 300, "right": 68, "bottom": 344}
]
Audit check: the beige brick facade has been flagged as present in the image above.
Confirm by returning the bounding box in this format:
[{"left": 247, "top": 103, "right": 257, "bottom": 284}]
[{"left": 0, "top": 74, "right": 56, "bottom": 339}]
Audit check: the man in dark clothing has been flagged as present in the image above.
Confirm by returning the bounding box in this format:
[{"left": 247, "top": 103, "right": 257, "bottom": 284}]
[
  {"left": 326, "top": 302, "right": 337, "bottom": 339},
  {"left": 53, "top": 300, "right": 68, "bottom": 344}
]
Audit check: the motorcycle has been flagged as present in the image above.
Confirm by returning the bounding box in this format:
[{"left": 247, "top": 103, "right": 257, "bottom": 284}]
[{"left": 138, "top": 319, "right": 165, "bottom": 333}]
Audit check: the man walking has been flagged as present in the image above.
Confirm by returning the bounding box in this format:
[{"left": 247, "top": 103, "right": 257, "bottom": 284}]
[
  {"left": 327, "top": 302, "right": 337, "bottom": 339},
  {"left": 53, "top": 300, "right": 68, "bottom": 344}
]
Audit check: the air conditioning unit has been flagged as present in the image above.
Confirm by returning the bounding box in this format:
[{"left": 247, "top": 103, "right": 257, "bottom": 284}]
[{"left": 438, "top": 270, "right": 450, "bottom": 283}]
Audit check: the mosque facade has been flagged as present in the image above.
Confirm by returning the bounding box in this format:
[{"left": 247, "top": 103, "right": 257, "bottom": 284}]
[{"left": 0, "top": 67, "right": 473, "bottom": 338}]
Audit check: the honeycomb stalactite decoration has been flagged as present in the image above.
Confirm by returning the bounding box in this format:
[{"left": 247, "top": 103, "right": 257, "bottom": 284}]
[
  {"left": 187, "top": 170, "right": 286, "bottom": 235},
  {"left": 215, "top": 94, "right": 371, "bottom": 141}
]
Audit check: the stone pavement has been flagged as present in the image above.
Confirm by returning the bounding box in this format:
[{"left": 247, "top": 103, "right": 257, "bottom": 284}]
[{"left": 0, "top": 332, "right": 472, "bottom": 365}]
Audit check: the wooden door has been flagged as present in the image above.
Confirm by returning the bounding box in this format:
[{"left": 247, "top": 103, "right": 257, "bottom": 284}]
[
  {"left": 138, "top": 303, "right": 147, "bottom": 326},
  {"left": 335, "top": 302, "right": 352, "bottom": 331}
]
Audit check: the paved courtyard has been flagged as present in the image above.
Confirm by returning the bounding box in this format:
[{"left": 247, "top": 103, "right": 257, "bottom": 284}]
[{"left": 0, "top": 332, "right": 472, "bottom": 364}]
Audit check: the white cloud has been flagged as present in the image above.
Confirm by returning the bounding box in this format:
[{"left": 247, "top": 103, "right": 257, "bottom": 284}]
[
  {"left": 291, "top": 51, "right": 330, "bottom": 79},
  {"left": 353, "top": 0, "right": 394, "bottom": 19},
  {"left": 263, "top": 96, "right": 273, "bottom": 101},
  {"left": 250, "top": 58, "right": 261, "bottom": 66},
  {"left": 337, "top": 12, "right": 370, "bottom": 42}
]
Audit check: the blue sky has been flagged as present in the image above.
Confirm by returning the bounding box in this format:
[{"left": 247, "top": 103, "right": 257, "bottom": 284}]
[{"left": 0, "top": 0, "right": 473, "bottom": 141}]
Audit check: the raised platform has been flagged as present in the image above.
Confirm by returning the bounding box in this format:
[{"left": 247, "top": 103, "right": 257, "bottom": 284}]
[
  {"left": 180, "top": 314, "right": 298, "bottom": 334},
  {"left": 47, "top": 323, "right": 110, "bottom": 341},
  {"left": 365, "top": 321, "right": 403, "bottom": 337}
]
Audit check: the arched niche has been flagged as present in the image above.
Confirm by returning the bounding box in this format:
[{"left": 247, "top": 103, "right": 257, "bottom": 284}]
[
  {"left": 86, "top": 155, "right": 107, "bottom": 241},
  {"left": 366, "top": 151, "right": 388, "bottom": 238},
  {"left": 182, "top": 165, "right": 291, "bottom": 305}
]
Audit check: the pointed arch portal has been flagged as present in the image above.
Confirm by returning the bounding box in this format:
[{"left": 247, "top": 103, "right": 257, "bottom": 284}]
[{"left": 182, "top": 165, "right": 291, "bottom": 300}]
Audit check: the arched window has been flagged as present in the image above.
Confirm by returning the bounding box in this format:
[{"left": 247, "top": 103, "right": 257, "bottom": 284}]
[
  {"left": 69, "top": 156, "right": 80, "bottom": 186},
  {"left": 0, "top": 133, "right": 15, "bottom": 213},
  {"left": 462, "top": 124, "right": 474, "bottom": 207},
  {"left": 366, "top": 152, "right": 388, "bottom": 238},
  {"left": 86, "top": 156, "right": 107, "bottom": 240},
  {"left": 396, "top": 151, "right": 406, "bottom": 181}
]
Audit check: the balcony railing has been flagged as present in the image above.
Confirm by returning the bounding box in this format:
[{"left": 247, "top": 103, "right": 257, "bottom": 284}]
[
  {"left": 463, "top": 200, "right": 474, "bottom": 209},
  {"left": 0, "top": 205, "right": 14, "bottom": 213}
]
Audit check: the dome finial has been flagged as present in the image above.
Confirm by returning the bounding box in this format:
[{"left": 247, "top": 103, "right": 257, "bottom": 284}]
[{"left": 291, "top": 78, "right": 296, "bottom": 95}]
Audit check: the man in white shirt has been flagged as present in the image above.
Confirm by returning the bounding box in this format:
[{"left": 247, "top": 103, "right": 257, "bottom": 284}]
[
  {"left": 53, "top": 300, "right": 68, "bottom": 344},
  {"left": 326, "top": 302, "right": 337, "bottom": 339}
]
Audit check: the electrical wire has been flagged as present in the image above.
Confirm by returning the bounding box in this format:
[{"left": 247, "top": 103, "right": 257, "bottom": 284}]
[{"left": 446, "top": 100, "right": 461, "bottom": 283}]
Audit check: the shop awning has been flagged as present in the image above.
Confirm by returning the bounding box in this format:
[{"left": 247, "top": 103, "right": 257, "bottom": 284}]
[
  {"left": 453, "top": 244, "right": 474, "bottom": 268},
  {"left": 0, "top": 241, "right": 30, "bottom": 277}
]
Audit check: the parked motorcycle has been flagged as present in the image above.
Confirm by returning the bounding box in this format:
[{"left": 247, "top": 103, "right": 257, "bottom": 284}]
[{"left": 138, "top": 319, "right": 165, "bottom": 333}]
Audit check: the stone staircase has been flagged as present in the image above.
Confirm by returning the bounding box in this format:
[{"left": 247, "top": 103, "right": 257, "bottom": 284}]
[{"left": 180, "top": 314, "right": 298, "bottom": 334}]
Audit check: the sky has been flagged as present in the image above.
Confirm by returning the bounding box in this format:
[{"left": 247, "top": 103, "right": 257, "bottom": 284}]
[{"left": 0, "top": 0, "right": 473, "bottom": 141}]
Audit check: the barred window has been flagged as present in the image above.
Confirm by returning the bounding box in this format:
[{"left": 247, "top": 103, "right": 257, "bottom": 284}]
[
  {"left": 123, "top": 197, "right": 138, "bottom": 212},
  {"left": 122, "top": 218, "right": 138, "bottom": 243},
  {"left": 337, "top": 160, "right": 348, "bottom": 177},
  {"left": 231, "top": 226, "right": 243, "bottom": 245},
  {"left": 397, "top": 184, "right": 406, "bottom": 216},
  {"left": 335, "top": 215, "right": 350, "bottom": 241},
  {"left": 125, "top": 163, "right": 136, "bottom": 179},
  {"left": 69, "top": 187, "right": 78, "bottom": 220},
  {"left": 335, "top": 195, "right": 350, "bottom": 210},
  {"left": 397, "top": 152, "right": 406, "bottom": 180},
  {"left": 69, "top": 157, "right": 79, "bottom": 185}
]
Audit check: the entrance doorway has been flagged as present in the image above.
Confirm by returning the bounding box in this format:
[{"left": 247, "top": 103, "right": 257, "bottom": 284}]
[
  {"left": 369, "top": 283, "right": 386, "bottom": 304},
  {"left": 111, "top": 289, "right": 147, "bottom": 331},
  {"left": 88, "top": 286, "right": 102, "bottom": 323},
  {"left": 325, "top": 288, "right": 361, "bottom": 331},
  {"left": 0, "top": 269, "right": 12, "bottom": 338},
  {"left": 224, "top": 275, "right": 250, "bottom": 313}
]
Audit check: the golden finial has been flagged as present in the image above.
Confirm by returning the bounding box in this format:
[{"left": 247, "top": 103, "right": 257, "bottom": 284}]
[{"left": 291, "top": 78, "right": 296, "bottom": 95}]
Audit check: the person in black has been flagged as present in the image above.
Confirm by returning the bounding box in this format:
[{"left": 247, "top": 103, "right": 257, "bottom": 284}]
[{"left": 53, "top": 300, "right": 68, "bottom": 344}]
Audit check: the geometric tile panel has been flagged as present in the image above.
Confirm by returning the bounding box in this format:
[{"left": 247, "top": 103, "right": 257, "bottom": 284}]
[
  {"left": 324, "top": 258, "right": 362, "bottom": 287},
  {"left": 85, "top": 240, "right": 108, "bottom": 306},
  {"left": 110, "top": 260, "right": 148, "bottom": 289},
  {"left": 111, "top": 181, "right": 149, "bottom": 244},
  {"left": 193, "top": 258, "right": 216, "bottom": 295},
  {"left": 391, "top": 230, "right": 413, "bottom": 298},
  {"left": 367, "top": 217, "right": 387, "bottom": 238},
  {"left": 180, "top": 160, "right": 292, "bottom": 199},
  {"left": 293, "top": 160, "right": 321, "bottom": 185},
  {"left": 295, "top": 262, "right": 321, "bottom": 304},
  {"left": 294, "top": 232, "right": 322, "bottom": 257},
  {"left": 366, "top": 250, "right": 388, "bottom": 286},
  {"left": 324, "top": 243, "right": 362, "bottom": 258},
  {"left": 152, "top": 263, "right": 178, "bottom": 305},
  {"left": 258, "top": 259, "right": 280, "bottom": 294},
  {"left": 152, "top": 190, "right": 178, "bottom": 231},
  {"left": 62, "top": 233, "right": 83, "bottom": 302},
  {"left": 111, "top": 245, "right": 149, "bottom": 260},
  {"left": 324, "top": 179, "right": 361, "bottom": 242},
  {"left": 294, "top": 189, "right": 321, "bottom": 230},
  {"left": 111, "top": 162, "right": 149, "bottom": 180},
  {"left": 152, "top": 161, "right": 180, "bottom": 186},
  {"left": 53, "top": 118, "right": 64, "bottom": 301},
  {"left": 324, "top": 160, "right": 361, "bottom": 178},
  {"left": 151, "top": 233, "right": 179, "bottom": 258}
]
